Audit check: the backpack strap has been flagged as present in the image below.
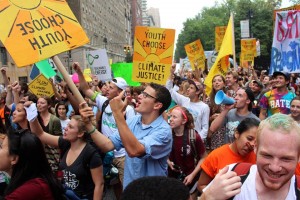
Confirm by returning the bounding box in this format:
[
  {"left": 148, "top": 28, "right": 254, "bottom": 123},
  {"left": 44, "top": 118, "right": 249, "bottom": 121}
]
[
  {"left": 227, "top": 162, "right": 252, "bottom": 200},
  {"left": 97, "top": 99, "right": 110, "bottom": 131},
  {"left": 189, "top": 129, "right": 199, "bottom": 167},
  {"left": 295, "top": 175, "right": 300, "bottom": 199}
]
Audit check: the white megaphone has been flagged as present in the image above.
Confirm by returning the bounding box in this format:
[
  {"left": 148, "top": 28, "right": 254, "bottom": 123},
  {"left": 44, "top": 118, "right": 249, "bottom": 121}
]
[{"left": 215, "top": 90, "right": 235, "bottom": 105}]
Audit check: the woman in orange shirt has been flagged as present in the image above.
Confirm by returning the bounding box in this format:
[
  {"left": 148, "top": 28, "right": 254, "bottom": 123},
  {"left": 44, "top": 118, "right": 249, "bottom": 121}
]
[{"left": 197, "top": 118, "right": 259, "bottom": 191}]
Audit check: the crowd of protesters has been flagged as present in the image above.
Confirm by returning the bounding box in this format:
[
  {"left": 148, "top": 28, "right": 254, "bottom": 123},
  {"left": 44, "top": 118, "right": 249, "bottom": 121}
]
[{"left": 0, "top": 61, "right": 300, "bottom": 200}]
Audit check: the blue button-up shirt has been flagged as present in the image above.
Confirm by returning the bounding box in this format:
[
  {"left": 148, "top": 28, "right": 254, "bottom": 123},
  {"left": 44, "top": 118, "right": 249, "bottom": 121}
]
[{"left": 110, "top": 114, "right": 172, "bottom": 189}]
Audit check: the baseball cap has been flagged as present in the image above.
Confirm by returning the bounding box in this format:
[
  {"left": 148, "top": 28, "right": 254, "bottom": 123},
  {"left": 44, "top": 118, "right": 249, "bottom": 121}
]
[
  {"left": 273, "top": 71, "right": 290, "bottom": 81},
  {"left": 253, "top": 80, "right": 264, "bottom": 88},
  {"left": 112, "top": 77, "right": 128, "bottom": 90},
  {"left": 244, "top": 87, "right": 255, "bottom": 102},
  {"left": 188, "top": 79, "right": 201, "bottom": 91}
]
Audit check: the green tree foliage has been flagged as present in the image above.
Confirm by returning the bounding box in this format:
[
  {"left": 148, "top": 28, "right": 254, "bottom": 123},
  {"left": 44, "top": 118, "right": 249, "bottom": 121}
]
[{"left": 174, "top": 0, "right": 281, "bottom": 68}]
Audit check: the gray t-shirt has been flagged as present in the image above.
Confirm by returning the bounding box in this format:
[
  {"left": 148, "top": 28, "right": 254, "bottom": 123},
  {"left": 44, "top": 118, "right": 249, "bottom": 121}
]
[{"left": 222, "top": 108, "right": 260, "bottom": 143}]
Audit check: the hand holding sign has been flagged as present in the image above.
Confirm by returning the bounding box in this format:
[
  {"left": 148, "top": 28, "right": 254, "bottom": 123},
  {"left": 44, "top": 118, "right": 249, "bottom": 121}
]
[
  {"left": 0, "top": 67, "right": 7, "bottom": 76},
  {"left": 79, "top": 102, "right": 94, "bottom": 124},
  {"left": 11, "top": 81, "right": 20, "bottom": 93},
  {"left": 73, "top": 62, "right": 82, "bottom": 74}
]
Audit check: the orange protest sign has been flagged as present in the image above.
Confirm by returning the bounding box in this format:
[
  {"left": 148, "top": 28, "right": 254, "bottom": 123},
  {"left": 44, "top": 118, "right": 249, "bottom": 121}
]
[
  {"left": 132, "top": 26, "right": 175, "bottom": 85},
  {"left": 0, "top": 0, "right": 89, "bottom": 67},
  {"left": 215, "top": 26, "right": 227, "bottom": 52},
  {"left": 184, "top": 39, "right": 206, "bottom": 70}
]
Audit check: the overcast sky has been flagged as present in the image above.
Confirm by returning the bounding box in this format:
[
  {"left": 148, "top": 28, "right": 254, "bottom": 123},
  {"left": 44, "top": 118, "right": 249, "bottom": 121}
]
[{"left": 147, "top": 0, "right": 293, "bottom": 42}]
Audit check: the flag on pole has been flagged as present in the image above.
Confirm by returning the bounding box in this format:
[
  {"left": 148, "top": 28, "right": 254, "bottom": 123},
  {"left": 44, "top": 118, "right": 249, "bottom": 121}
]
[{"left": 204, "top": 14, "right": 234, "bottom": 95}]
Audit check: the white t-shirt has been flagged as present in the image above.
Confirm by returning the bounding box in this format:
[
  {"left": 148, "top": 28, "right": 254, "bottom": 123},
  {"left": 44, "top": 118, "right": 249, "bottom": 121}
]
[
  {"left": 95, "top": 94, "right": 136, "bottom": 157},
  {"left": 166, "top": 80, "right": 210, "bottom": 139}
]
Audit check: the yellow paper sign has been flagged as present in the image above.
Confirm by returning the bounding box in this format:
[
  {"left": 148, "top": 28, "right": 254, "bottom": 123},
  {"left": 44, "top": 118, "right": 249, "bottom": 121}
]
[
  {"left": 240, "top": 38, "right": 256, "bottom": 67},
  {"left": 132, "top": 26, "right": 175, "bottom": 85},
  {"left": 215, "top": 26, "right": 227, "bottom": 52},
  {"left": 83, "top": 68, "right": 92, "bottom": 82},
  {"left": 28, "top": 74, "right": 54, "bottom": 97},
  {"left": 184, "top": 39, "right": 206, "bottom": 70},
  {"left": 0, "top": 0, "right": 89, "bottom": 67}
]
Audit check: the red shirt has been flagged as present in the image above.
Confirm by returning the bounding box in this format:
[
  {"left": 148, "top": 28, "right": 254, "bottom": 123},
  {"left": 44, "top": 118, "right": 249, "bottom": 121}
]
[
  {"left": 5, "top": 178, "right": 55, "bottom": 200},
  {"left": 169, "top": 131, "right": 205, "bottom": 176}
]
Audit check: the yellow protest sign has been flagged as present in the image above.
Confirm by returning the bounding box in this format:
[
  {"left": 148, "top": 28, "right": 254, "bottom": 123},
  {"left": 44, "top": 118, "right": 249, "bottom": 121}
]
[
  {"left": 215, "top": 26, "right": 227, "bottom": 52},
  {"left": 0, "top": 0, "right": 89, "bottom": 67},
  {"left": 83, "top": 68, "right": 92, "bottom": 82},
  {"left": 28, "top": 74, "right": 54, "bottom": 97},
  {"left": 184, "top": 39, "right": 206, "bottom": 70},
  {"left": 240, "top": 38, "right": 256, "bottom": 68},
  {"left": 132, "top": 26, "right": 175, "bottom": 85}
]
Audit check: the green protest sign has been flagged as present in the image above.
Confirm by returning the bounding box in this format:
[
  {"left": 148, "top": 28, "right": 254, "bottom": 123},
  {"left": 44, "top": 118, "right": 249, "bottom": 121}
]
[{"left": 111, "top": 63, "right": 140, "bottom": 86}]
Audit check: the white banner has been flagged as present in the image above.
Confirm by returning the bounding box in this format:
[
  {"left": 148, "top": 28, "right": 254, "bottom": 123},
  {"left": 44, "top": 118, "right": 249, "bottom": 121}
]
[
  {"left": 240, "top": 20, "right": 250, "bottom": 38},
  {"left": 270, "top": 11, "right": 300, "bottom": 74},
  {"left": 86, "top": 49, "right": 112, "bottom": 81}
]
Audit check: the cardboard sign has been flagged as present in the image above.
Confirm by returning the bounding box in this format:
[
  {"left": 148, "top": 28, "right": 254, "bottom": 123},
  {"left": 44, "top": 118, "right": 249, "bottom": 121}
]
[
  {"left": 28, "top": 74, "right": 54, "bottom": 97},
  {"left": 87, "top": 49, "right": 112, "bottom": 81},
  {"left": 0, "top": 1, "right": 89, "bottom": 67},
  {"left": 132, "top": 26, "right": 175, "bottom": 84},
  {"left": 184, "top": 39, "right": 206, "bottom": 70}
]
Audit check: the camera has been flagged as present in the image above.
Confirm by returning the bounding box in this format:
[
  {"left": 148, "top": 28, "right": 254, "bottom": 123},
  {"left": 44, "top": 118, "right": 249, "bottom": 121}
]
[
  {"left": 173, "top": 164, "right": 181, "bottom": 170},
  {"left": 177, "top": 172, "right": 187, "bottom": 182}
]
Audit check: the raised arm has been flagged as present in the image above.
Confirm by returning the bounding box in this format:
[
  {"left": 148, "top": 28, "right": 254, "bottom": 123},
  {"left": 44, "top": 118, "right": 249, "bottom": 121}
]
[
  {"left": 60, "top": 81, "right": 80, "bottom": 115},
  {"left": 210, "top": 104, "right": 233, "bottom": 132},
  {"left": 5, "top": 85, "right": 13, "bottom": 110},
  {"left": 0, "top": 67, "right": 10, "bottom": 87},
  {"left": 73, "top": 62, "right": 95, "bottom": 99},
  {"left": 11, "top": 82, "right": 20, "bottom": 106},
  {"left": 50, "top": 78, "right": 62, "bottom": 101},
  {"left": 24, "top": 102, "right": 59, "bottom": 147},
  {"left": 110, "top": 91, "right": 145, "bottom": 157},
  {"left": 79, "top": 103, "right": 114, "bottom": 153}
]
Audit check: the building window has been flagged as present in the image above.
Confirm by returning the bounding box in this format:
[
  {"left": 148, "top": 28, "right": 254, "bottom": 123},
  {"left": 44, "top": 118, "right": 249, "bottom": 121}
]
[
  {"left": 19, "top": 76, "right": 28, "bottom": 83},
  {"left": 0, "top": 47, "right": 7, "bottom": 65}
]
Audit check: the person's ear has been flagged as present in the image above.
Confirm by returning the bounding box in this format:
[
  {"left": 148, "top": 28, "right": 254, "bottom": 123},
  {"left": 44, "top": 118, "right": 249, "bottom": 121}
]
[
  {"left": 234, "top": 131, "right": 239, "bottom": 140},
  {"left": 78, "top": 131, "right": 85, "bottom": 138},
  {"left": 11, "top": 155, "right": 19, "bottom": 166},
  {"left": 246, "top": 99, "right": 251, "bottom": 105},
  {"left": 153, "top": 102, "right": 163, "bottom": 111}
]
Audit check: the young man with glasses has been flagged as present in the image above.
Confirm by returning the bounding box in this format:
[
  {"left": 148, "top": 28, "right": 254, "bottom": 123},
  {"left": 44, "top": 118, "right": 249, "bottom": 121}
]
[
  {"left": 79, "top": 82, "right": 172, "bottom": 190},
  {"left": 72, "top": 63, "right": 136, "bottom": 196}
]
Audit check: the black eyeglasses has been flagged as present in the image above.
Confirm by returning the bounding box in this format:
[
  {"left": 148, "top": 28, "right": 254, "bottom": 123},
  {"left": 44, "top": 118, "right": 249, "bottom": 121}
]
[{"left": 141, "top": 91, "right": 159, "bottom": 101}]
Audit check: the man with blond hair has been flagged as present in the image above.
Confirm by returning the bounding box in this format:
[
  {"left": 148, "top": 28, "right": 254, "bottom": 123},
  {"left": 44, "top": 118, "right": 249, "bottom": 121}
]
[{"left": 201, "top": 113, "right": 300, "bottom": 200}]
